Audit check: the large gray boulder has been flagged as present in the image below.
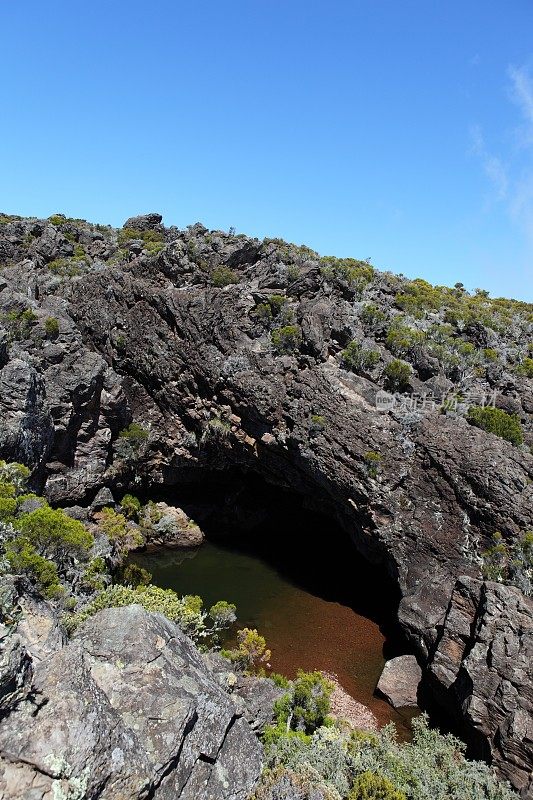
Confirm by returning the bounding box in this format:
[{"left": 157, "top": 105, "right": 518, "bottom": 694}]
[
  {"left": 0, "top": 605, "right": 262, "bottom": 800},
  {"left": 376, "top": 654, "right": 421, "bottom": 708}
]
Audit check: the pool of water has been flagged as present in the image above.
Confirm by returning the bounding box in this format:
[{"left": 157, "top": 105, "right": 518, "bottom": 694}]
[{"left": 131, "top": 538, "right": 418, "bottom": 738}]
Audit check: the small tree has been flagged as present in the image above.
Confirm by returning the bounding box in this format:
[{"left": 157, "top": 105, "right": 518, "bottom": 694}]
[
  {"left": 212, "top": 266, "right": 239, "bottom": 287},
  {"left": 222, "top": 627, "right": 271, "bottom": 673},
  {"left": 120, "top": 493, "right": 142, "bottom": 520},
  {"left": 342, "top": 342, "right": 380, "bottom": 373}
]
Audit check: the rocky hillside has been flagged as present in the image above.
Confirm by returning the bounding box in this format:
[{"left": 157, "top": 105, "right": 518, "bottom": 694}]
[{"left": 0, "top": 211, "right": 532, "bottom": 795}]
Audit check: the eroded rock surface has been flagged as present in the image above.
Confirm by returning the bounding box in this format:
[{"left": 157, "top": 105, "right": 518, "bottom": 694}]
[
  {"left": 427, "top": 577, "right": 533, "bottom": 798},
  {"left": 0, "top": 604, "right": 262, "bottom": 800}
]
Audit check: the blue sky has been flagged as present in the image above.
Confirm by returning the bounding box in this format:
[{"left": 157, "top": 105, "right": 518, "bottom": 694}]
[{"left": 1, "top": 1, "right": 532, "bottom": 301}]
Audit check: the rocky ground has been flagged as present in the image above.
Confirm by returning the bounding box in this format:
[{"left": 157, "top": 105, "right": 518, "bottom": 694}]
[
  {"left": 0, "top": 578, "right": 268, "bottom": 799},
  {"left": 0, "top": 211, "right": 532, "bottom": 795}
]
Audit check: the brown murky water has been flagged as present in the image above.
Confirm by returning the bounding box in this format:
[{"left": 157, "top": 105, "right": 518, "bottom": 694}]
[{"left": 132, "top": 540, "right": 418, "bottom": 738}]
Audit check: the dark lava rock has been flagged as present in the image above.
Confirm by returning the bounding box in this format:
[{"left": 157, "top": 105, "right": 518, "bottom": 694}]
[
  {"left": 123, "top": 212, "right": 163, "bottom": 230},
  {"left": 427, "top": 577, "right": 533, "bottom": 799}
]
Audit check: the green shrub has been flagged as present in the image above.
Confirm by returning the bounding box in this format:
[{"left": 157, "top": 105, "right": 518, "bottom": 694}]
[
  {"left": 120, "top": 493, "right": 141, "bottom": 520},
  {"left": 467, "top": 406, "right": 523, "bottom": 445},
  {"left": 211, "top": 266, "right": 239, "bottom": 287},
  {"left": 271, "top": 325, "right": 301, "bottom": 353},
  {"left": 81, "top": 557, "right": 108, "bottom": 591},
  {"left": 0, "top": 461, "right": 30, "bottom": 493},
  {"left": 15, "top": 506, "right": 93, "bottom": 565},
  {"left": 310, "top": 414, "right": 326, "bottom": 432},
  {"left": 44, "top": 316, "right": 60, "bottom": 337},
  {"left": 320, "top": 257, "right": 373, "bottom": 296},
  {"left": 3, "top": 308, "right": 38, "bottom": 340},
  {"left": 64, "top": 584, "right": 209, "bottom": 640},
  {"left": 364, "top": 451, "right": 382, "bottom": 478},
  {"left": 386, "top": 322, "right": 425, "bottom": 357},
  {"left": 361, "top": 304, "right": 386, "bottom": 326},
  {"left": 48, "top": 214, "right": 66, "bottom": 226},
  {"left": 120, "top": 562, "right": 152, "bottom": 587},
  {"left": 4, "top": 538, "right": 62, "bottom": 598},
  {"left": 0, "top": 496, "right": 17, "bottom": 522},
  {"left": 261, "top": 714, "right": 517, "bottom": 800},
  {"left": 97, "top": 507, "right": 143, "bottom": 550},
  {"left": 383, "top": 360, "right": 412, "bottom": 391},
  {"left": 481, "top": 531, "right": 532, "bottom": 595},
  {"left": 348, "top": 771, "right": 406, "bottom": 800},
  {"left": 483, "top": 347, "right": 498, "bottom": 362},
  {"left": 253, "top": 303, "right": 273, "bottom": 322},
  {"left": 517, "top": 357, "right": 533, "bottom": 377},
  {"left": 47, "top": 256, "right": 86, "bottom": 277},
  {"left": 273, "top": 670, "right": 333, "bottom": 735},
  {"left": 342, "top": 341, "right": 380, "bottom": 373},
  {"left": 117, "top": 422, "right": 149, "bottom": 455},
  {"left": 222, "top": 627, "right": 271, "bottom": 673}
]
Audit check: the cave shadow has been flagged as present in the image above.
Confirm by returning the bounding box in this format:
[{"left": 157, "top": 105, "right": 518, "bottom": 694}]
[{"left": 145, "top": 468, "right": 406, "bottom": 660}]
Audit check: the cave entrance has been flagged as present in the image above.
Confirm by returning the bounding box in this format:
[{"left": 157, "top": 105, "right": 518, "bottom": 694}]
[{"left": 133, "top": 468, "right": 417, "bottom": 736}]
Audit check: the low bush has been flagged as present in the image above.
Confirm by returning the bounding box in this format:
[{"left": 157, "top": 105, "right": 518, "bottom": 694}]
[
  {"left": 261, "top": 713, "right": 517, "bottom": 800},
  {"left": 271, "top": 325, "right": 302, "bottom": 353},
  {"left": 383, "top": 360, "right": 412, "bottom": 391},
  {"left": 211, "top": 266, "right": 239, "bottom": 287},
  {"left": 120, "top": 493, "right": 141, "bottom": 520},
  {"left": 4, "top": 538, "right": 62, "bottom": 598},
  {"left": 273, "top": 670, "right": 333, "bottom": 735},
  {"left": 44, "top": 316, "right": 60, "bottom": 337},
  {"left": 517, "top": 357, "right": 533, "bottom": 377},
  {"left": 481, "top": 531, "right": 532, "bottom": 596},
  {"left": 222, "top": 627, "right": 271, "bottom": 673},
  {"left": 348, "top": 771, "right": 406, "bottom": 800},
  {"left": 15, "top": 506, "right": 93, "bottom": 567},
  {"left": 342, "top": 342, "right": 380, "bottom": 373},
  {"left": 467, "top": 406, "right": 523, "bottom": 446}
]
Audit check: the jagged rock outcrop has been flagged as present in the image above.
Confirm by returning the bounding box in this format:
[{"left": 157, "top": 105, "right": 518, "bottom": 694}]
[
  {"left": 0, "top": 603, "right": 263, "bottom": 800},
  {"left": 427, "top": 577, "right": 533, "bottom": 798},
  {"left": 0, "top": 212, "right": 532, "bottom": 792}
]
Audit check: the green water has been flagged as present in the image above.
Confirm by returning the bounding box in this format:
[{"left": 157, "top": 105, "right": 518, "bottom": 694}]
[{"left": 132, "top": 539, "right": 418, "bottom": 737}]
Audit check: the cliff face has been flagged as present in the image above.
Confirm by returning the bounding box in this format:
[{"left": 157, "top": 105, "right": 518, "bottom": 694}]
[{"left": 0, "top": 212, "right": 532, "bottom": 793}]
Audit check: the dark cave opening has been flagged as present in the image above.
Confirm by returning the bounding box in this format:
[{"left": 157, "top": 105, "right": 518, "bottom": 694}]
[{"left": 143, "top": 467, "right": 406, "bottom": 660}]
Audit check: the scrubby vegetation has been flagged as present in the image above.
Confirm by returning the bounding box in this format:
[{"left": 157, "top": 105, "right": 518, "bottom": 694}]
[
  {"left": 342, "top": 341, "right": 380, "bottom": 373},
  {"left": 258, "top": 712, "right": 517, "bottom": 800},
  {"left": 271, "top": 325, "right": 301, "bottom": 353},
  {"left": 481, "top": 531, "right": 532, "bottom": 596},
  {"left": 0, "top": 461, "right": 93, "bottom": 598},
  {"left": 467, "top": 406, "right": 523, "bottom": 446},
  {"left": 383, "top": 360, "right": 412, "bottom": 391},
  {"left": 211, "top": 266, "right": 239, "bottom": 287},
  {"left": 64, "top": 583, "right": 237, "bottom": 644},
  {"left": 222, "top": 627, "right": 271, "bottom": 673}
]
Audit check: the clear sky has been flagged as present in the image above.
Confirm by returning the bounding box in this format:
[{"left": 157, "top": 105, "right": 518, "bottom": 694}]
[{"left": 1, "top": 1, "right": 533, "bottom": 301}]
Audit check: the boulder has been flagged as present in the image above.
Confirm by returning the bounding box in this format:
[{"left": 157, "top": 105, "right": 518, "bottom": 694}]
[
  {"left": 142, "top": 502, "right": 204, "bottom": 548},
  {"left": 376, "top": 655, "right": 421, "bottom": 708},
  {"left": 123, "top": 213, "right": 163, "bottom": 230},
  {"left": 0, "top": 605, "right": 262, "bottom": 800}
]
